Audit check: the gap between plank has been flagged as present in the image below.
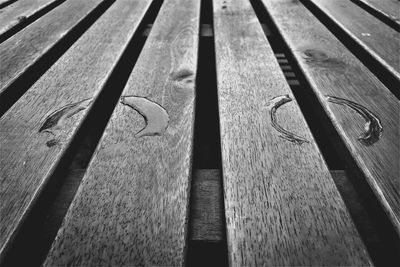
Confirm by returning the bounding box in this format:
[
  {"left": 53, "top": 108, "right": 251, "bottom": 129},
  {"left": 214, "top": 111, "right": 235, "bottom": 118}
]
[{"left": 186, "top": 0, "right": 228, "bottom": 266}]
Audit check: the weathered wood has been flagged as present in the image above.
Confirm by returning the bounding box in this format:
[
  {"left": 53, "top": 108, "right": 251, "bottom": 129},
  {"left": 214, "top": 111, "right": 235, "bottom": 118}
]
[
  {"left": 0, "top": 0, "right": 152, "bottom": 261},
  {"left": 0, "top": 0, "right": 63, "bottom": 38},
  {"left": 0, "top": 0, "right": 17, "bottom": 9},
  {"left": 190, "top": 169, "right": 224, "bottom": 242},
  {"left": 213, "top": 0, "right": 371, "bottom": 265},
  {"left": 262, "top": 0, "right": 400, "bottom": 236},
  {"left": 44, "top": 0, "right": 200, "bottom": 265},
  {"left": 352, "top": 0, "right": 400, "bottom": 27},
  {"left": 309, "top": 0, "right": 400, "bottom": 82},
  {"left": 0, "top": 0, "right": 108, "bottom": 96}
]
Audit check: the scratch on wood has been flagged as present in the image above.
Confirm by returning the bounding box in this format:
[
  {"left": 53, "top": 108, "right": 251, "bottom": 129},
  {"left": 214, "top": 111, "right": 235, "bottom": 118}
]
[
  {"left": 267, "top": 94, "right": 309, "bottom": 145},
  {"left": 120, "top": 95, "right": 169, "bottom": 138},
  {"left": 326, "top": 95, "right": 383, "bottom": 146}
]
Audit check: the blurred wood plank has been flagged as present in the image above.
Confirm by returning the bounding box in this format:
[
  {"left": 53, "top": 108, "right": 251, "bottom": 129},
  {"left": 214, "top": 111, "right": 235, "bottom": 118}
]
[
  {"left": 213, "top": 0, "right": 371, "bottom": 265},
  {"left": 0, "top": 0, "right": 63, "bottom": 38},
  {"left": 0, "top": 0, "right": 152, "bottom": 261},
  {"left": 44, "top": 0, "right": 200, "bottom": 265},
  {"left": 309, "top": 0, "right": 400, "bottom": 83},
  {"left": 262, "top": 0, "right": 400, "bottom": 236}
]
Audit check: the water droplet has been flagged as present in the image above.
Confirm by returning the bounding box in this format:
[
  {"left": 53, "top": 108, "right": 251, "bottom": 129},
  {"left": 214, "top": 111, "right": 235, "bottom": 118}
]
[{"left": 120, "top": 96, "right": 169, "bottom": 138}]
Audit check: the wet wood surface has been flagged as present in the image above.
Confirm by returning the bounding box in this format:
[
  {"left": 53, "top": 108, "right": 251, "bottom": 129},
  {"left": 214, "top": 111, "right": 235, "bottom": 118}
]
[
  {"left": 213, "top": 0, "right": 371, "bottom": 265},
  {"left": 0, "top": 0, "right": 63, "bottom": 37},
  {"left": 44, "top": 0, "right": 200, "bottom": 265},
  {"left": 0, "top": 0, "right": 152, "bottom": 261},
  {"left": 262, "top": 0, "right": 400, "bottom": 236},
  {"left": 309, "top": 0, "right": 400, "bottom": 82},
  {"left": 352, "top": 0, "right": 400, "bottom": 26},
  {"left": 0, "top": 0, "right": 107, "bottom": 96}
]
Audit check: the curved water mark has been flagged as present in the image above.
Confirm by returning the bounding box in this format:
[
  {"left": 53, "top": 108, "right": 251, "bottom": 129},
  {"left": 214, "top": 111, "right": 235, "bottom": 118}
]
[
  {"left": 267, "top": 94, "right": 309, "bottom": 145},
  {"left": 120, "top": 95, "right": 169, "bottom": 138},
  {"left": 326, "top": 96, "right": 383, "bottom": 146},
  {"left": 325, "top": 95, "right": 383, "bottom": 146}
]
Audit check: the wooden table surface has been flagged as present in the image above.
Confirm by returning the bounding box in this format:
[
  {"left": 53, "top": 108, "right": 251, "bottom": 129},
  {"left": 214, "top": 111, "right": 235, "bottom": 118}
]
[{"left": 0, "top": 0, "right": 399, "bottom": 266}]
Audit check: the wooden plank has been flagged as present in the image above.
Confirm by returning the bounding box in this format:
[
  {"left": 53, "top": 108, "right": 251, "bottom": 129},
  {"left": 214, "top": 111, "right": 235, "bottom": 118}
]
[
  {"left": 0, "top": 0, "right": 152, "bottom": 261},
  {"left": 213, "top": 0, "right": 371, "bottom": 265},
  {"left": 44, "top": 0, "right": 200, "bottom": 265},
  {"left": 0, "top": 0, "right": 108, "bottom": 97},
  {"left": 351, "top": 0, "right": 400, "bottom": 27},
  {"left": 0, "top": 0, "right": 63, "bottom": 38},
  {"left": 308, "top": 0, "right": 400, "bottom": 82},
  {"left": 261, "top": 0, "right": 400, "bottom": 236}
]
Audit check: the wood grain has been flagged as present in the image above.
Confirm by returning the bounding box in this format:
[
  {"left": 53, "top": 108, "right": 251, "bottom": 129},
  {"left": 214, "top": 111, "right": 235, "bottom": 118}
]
[
  {"left": 0, "top": 0, "right": 63, "bottom": 38},
  {"left": 309, "top": 0, "right": 400, "bottom": 82},
  {"left": 0, "top": 0, "right": 107, "bottom": 96},
  {"left": 213, "top": 0, "right": 371, "bottom": 265},
  {"left": 0, "top": 0, "right": 152, "bottom": 261},
  {"left": 44, "top": 0, "right": 200, "bottom": 265},
  {"left": 352, "top": 0, "right": 400, "bottom": 27},
  {"left": 262, "top": 0, "right": 400, "bottom": 236}
]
